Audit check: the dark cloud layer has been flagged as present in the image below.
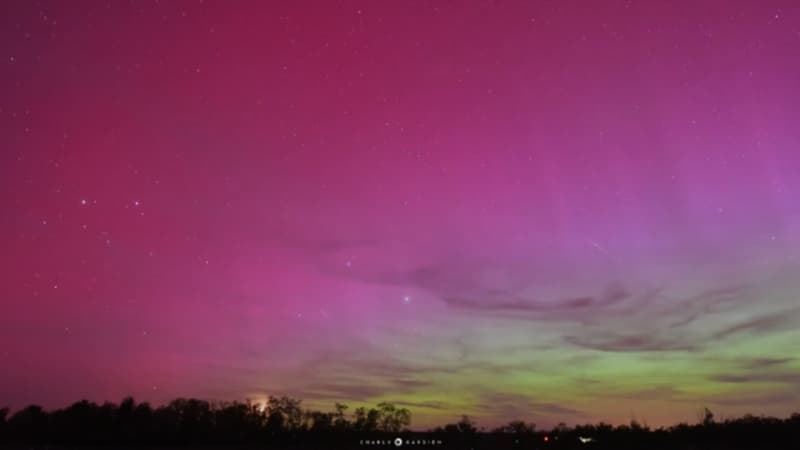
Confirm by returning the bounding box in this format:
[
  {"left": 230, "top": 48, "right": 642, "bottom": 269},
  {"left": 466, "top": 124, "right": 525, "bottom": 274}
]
[{"left": 474, "top": 392, "right": 584, "bottom": 423}]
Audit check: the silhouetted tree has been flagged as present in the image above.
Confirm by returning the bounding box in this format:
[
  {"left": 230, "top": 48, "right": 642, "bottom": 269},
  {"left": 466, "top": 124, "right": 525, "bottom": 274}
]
[
  {"left": 116, "top": 396, "right": 136, "bottom": 440},
  {"left": 376, "top": 402, "right": 411, "bottom": 432},
  {"left": 7, "top": 405, "right": 48, "bottom": 443},
  {"left": 132, "top": 401, "right": 153, "bottom": 440},
  {"left": 306, "top": 410, "right": 334, "bottom": 432},
  {"left": 455, "top": 415, "right": 477, "bottom": 434},
  {"left": 353, "top": 406, "right": 379, "bottom": 432},
  {"left": 267, "top": 396, "right": 304, "bottom": 431},
  {"left": 702, "top": 407, "right": 715, "bottom": 426},
  {"left": 1, "top": 396, "right": 799, "bottom": 449},
  {"left": 214, "top": 400, "right": 263, "bottom": 443},
  {"left": 333, "top": 402, "right": 349, "bottom": 430},
  {"left": 436, "top": 415, "right": 478, "bottom": 434},
  {"left": 493, "top": 419, "right": 536, "bottom": 434}
]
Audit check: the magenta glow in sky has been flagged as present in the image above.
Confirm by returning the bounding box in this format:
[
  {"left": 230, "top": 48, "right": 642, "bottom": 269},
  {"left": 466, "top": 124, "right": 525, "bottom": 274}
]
[{"left": 2, "top": 0, "right": 800, "bottom": 429}]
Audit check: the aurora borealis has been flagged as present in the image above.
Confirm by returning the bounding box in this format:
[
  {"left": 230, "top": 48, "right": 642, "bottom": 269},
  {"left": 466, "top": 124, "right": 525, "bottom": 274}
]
[{"left": 2, "top": 0, "right": 800, "bottom": 430}]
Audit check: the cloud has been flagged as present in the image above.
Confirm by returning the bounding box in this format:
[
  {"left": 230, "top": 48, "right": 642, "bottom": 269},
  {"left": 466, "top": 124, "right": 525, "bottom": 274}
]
[
  {"left": 320, "top": 250, "right": 794, "bottom": 355},
  {"left": 392, "top": 400, "right": 449, "bottom": 410},
  {"left": 561, "top": 301, "right": 800, "bottom": 353},
  {"left": 712, "top": 309, "right": 800, "bottom": 340},
  {"left": 742, "top": 358, "right": 794, "bottom": 369},
  {"left": 300, "top": 377, "right": 431, "bottom": 402},
  {"left": 661, "top": 285, "right": 751, "bottom": 328},
  {"left": 278, "top": 220, "right": 800, "bottom": 363},
  {"left": 613, "top": 386, "right": 683, "bottom": 401},
  {"left": 708, "top": 389, "right": 799, "bottom": 406},
  {"left": 564, "top": 333, "right": 695, "bottom": 352},
  {"left": 337, "top": 260, "right": 758, "bottom": 340},
  {"left": 292, "top": 382, "right": 390, "bottom": 401},
  {"left": 439, "top": 280, "right": 632, "bottom": 316},
  {"left": 709, "top": 372, "right": 800, "bottom": 384},
  {"left": 473, "top": 392, "right": 583, "bottom": 421}
]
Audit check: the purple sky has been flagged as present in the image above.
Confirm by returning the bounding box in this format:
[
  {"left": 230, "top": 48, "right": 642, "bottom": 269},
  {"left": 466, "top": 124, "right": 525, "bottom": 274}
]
[{"left": 2, "top": 0, "right": 800, "bottom": 428}]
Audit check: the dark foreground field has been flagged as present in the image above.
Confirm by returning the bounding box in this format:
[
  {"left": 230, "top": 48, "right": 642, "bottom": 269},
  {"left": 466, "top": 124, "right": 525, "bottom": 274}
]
[
  {"left": 1, "top": 438, "right": 799, "bottom": 450},
  {"left": 2, "top": 398, "right": 799, "bottom": 449},
  {"left": 2, "top": 428, "right": 799, "bottom": 450}
]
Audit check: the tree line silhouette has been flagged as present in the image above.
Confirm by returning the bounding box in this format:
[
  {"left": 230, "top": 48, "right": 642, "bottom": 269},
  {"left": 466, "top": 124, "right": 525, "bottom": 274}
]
[
  {"left": 0, "top": 397, "right": 411, "bottom": 445},
  {"left": 1, "top": 397, "right": 799, "bottom": 449}
]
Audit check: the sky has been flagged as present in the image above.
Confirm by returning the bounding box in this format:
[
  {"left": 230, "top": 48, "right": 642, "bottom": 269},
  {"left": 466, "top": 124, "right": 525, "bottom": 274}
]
[{"left": 2, "top": 0, "right": 800, "bottom": 430}]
